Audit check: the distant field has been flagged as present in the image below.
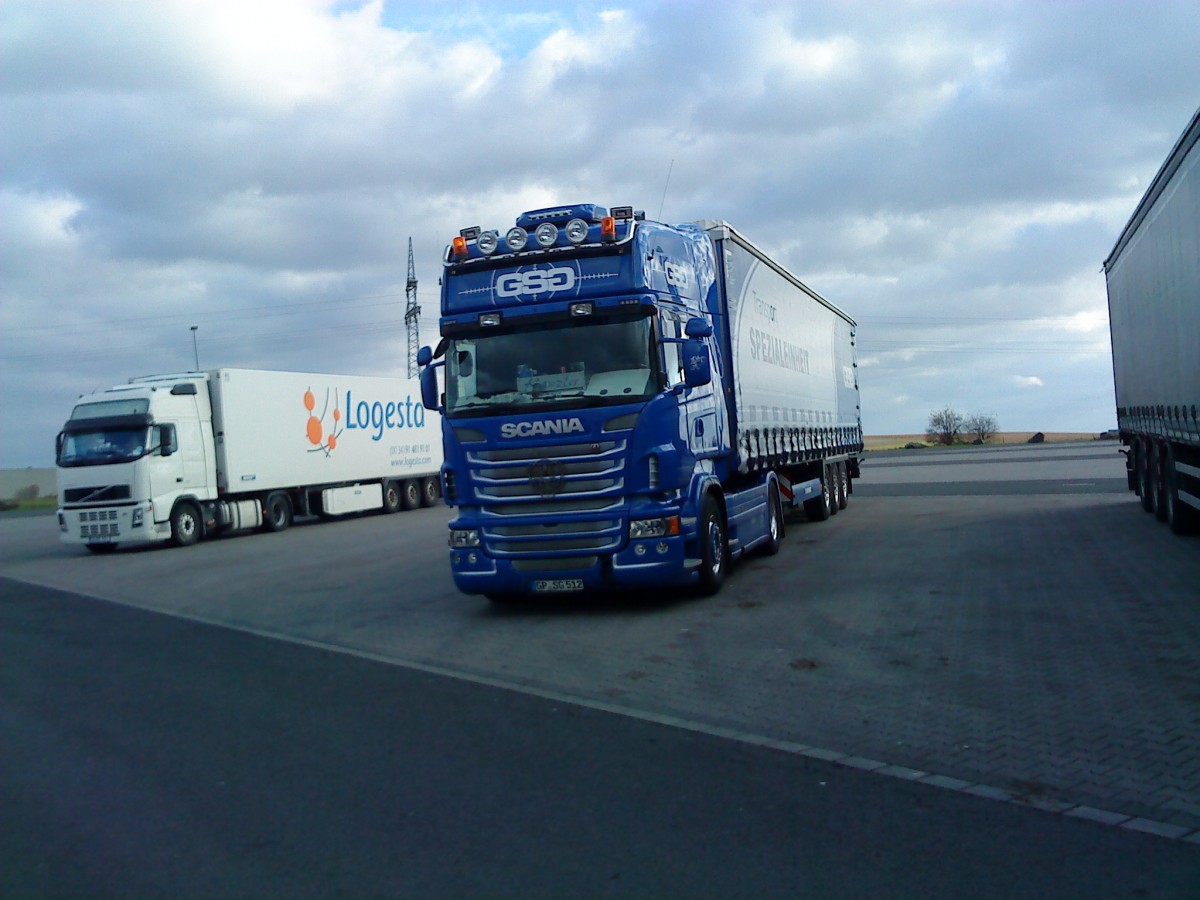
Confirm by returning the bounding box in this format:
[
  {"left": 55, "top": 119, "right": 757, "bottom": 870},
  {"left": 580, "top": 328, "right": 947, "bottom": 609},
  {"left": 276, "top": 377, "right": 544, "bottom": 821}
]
[{"left": 863, "top": 432, "right": 1110, "bottom": 451}]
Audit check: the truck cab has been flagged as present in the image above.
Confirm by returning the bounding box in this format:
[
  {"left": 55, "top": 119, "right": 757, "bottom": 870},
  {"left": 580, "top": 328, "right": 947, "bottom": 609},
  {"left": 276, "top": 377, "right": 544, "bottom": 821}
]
[
  {"left": 56, "top": 374, "right": 216, "bottom": 550},
  {"left": 421, "top": 204, "right": 765, "bottom": 600}
]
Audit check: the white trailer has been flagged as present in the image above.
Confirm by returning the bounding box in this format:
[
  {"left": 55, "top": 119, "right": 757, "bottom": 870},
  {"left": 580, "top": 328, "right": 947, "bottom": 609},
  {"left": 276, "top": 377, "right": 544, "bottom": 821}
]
[{"left": 56, "top": 368, "right": 442, "bottom": 551}]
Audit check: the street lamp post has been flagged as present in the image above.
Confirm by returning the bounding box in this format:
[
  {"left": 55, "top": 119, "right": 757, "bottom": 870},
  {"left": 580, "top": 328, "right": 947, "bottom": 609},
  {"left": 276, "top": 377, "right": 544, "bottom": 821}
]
[{"left": 190, "top": 325, "right": 199, "bottom": 371}]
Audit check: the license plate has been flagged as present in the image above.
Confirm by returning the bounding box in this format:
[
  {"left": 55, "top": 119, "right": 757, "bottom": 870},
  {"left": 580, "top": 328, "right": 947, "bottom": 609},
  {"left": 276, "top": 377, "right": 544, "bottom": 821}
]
[{"left": 533, "top": 579, "right": 584, "bottom": 593}]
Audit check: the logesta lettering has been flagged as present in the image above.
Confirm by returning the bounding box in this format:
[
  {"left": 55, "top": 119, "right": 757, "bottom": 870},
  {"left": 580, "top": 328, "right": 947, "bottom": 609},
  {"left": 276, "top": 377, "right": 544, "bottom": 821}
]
[{"left": 344, "top": 390, "right": 426, "bottom": 441}]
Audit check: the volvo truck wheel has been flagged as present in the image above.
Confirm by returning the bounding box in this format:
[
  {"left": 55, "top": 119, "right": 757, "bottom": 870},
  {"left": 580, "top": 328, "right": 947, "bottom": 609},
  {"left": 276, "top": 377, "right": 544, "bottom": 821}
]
[
  {"left": 262, "top": 492, "right": 292, "bottom": 532},
  {"left": 171, "top": 502, "right": 201, "bottom": 547},
  {"left": 383, "top": 480, "right": 402, "bottom": 514},
  {"left": 697, "top": 494, "right": 729, "bottom": 595},
  {"left": 420, "top": 476, "right": 440, "bottom": 507},
  {"left": 761, "top": 483, "right": 783, "bottom": 556}
]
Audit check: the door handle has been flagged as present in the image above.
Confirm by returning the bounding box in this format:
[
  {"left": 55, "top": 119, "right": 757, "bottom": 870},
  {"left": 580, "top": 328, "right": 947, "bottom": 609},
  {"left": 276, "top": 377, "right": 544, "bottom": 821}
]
[{"left": 176, "top": 477, "right": 183, "bottom": 483}]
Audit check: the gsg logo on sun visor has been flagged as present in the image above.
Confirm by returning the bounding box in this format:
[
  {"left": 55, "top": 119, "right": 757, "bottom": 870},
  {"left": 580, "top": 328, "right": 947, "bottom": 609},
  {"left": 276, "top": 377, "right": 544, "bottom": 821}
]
[{"left": 495, "top": 265, "right": 577, "bottom": 298}]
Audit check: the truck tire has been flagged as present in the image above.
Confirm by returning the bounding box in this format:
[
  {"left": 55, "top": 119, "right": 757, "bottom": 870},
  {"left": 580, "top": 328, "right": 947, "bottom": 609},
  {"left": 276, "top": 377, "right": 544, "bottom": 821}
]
[
  {"left": 761, "top": 482, "right": 783, "bottom": 556},
  {"left": 1150, "top": 442, "right": 1168, "bottom": 522},
  {"left": 836, "top": 462, "right": 849, "bottom": 510},
  {"left": 382, "top": 480, "right": 402, "bottom": 514},
  {"left": 420, "top": 476, "right": 440, "bottom": 508},
  {"left": 261, "top": 492, "right": 292, "bottom": 533},
  {"left": 402, "top": 479, "right": 421, "bottom": 511},
  {"left": 697, "top": 493, "right": 728, "bottom": 595},
  {"left": 1165, "top": 444, "right": 1197, "bottom": 535},
  {"left": 804, "top": 468, "right": 833, "bottom": 522},
  {"left": 171, "top": 502, "right": 202, "bottom": 547},
  {"left": 1136, "top": 441, "right": 1154, "bottom": 512}
]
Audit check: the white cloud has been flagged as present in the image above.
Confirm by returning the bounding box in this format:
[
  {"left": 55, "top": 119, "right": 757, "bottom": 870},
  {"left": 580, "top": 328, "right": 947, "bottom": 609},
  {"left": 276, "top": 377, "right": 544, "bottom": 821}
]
[
  {"left": 4, "top": 0, "right": 1198, "bottom": 464},
  {"left": 1014, "top": 376, "right": 1045, "bottom": 388}
]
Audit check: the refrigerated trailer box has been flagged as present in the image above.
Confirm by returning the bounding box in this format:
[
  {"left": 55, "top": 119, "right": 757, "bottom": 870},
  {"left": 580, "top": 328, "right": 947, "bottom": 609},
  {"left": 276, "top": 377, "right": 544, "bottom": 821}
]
[
  {"left": 1103, "top": 105, "right": 1200, "bottom": 533},
  {"left": 56, "top": 368, "right": 442, "bottom": 551}
]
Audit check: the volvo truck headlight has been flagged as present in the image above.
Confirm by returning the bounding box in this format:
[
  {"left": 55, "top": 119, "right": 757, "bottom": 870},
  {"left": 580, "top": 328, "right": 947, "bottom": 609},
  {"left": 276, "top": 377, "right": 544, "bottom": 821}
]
[
  {"left": 565, "top": 218, "right": 589, "bottom": 244},
  {"left": 132, "top": 506, "right": 145, "bottom": 527},
  {"left": 629, "top": 517, "right": 680, "bottom": 539},
  {"left": 450, "top": 529, "right": 480, "bottom": 548},
  {"left": 505, "top": 227, "right": 528, "bottom": 251},
  {"left": 477, "top": 230, "right": 499, "bottom": 255},
  {"left": 535, "top": 223, "right": 558, "bottom": 248}
]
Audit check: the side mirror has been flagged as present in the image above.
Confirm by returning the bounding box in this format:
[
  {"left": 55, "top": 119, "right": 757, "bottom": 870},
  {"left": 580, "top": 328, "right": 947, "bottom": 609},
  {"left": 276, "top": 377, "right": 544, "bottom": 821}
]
[
  {"left": 158, "top": 424, "right": 177, "bottom": 457},
  {"left": 682, "top": 339, "right": 711, "bottom": 388},
  {"left": 55, "top": 432, "right": 64, "bottom": 459},
  {"left": 420, "top": 364, "right": 441, "bottom": 411},
  {"left": 685, "top": 317, "right": 713, "bottom": 339},
  {"left": 417, "top": 345, "right": 433, "bottom": 368}
]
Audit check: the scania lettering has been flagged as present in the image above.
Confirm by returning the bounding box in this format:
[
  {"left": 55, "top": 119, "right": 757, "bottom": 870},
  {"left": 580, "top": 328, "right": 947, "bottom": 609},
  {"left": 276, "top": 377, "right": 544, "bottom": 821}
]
[
  {"left": 55, "top": 368, "right": 443, "bottom": 552},
  {"left": 1104, "top": 106, "right": 1200, "bottom": 535},
  {"left": 420, "top": 203, "right": 863, "bottom": 601}
]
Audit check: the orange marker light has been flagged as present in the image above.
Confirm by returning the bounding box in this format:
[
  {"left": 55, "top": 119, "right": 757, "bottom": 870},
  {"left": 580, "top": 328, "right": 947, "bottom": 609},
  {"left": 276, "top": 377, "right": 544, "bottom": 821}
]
[
  {"left": 601, "top": 216, "right": 616, "bottom": 241},
  {"left": 452, "top": 235, "right": 468, "bottom": 258}
]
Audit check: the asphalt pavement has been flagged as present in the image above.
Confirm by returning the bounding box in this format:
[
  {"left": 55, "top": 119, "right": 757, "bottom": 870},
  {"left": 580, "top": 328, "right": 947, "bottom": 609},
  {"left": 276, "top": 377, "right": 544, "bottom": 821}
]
[{"left": 4, "top": 575, "right": 1199, "bottom": 898}]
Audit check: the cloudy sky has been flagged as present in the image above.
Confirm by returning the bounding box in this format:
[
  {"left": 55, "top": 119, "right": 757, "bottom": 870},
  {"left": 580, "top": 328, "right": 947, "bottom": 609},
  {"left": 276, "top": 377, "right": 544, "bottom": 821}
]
[{"left": 3, "top": 0, "right": 1198, "bottom": 467}]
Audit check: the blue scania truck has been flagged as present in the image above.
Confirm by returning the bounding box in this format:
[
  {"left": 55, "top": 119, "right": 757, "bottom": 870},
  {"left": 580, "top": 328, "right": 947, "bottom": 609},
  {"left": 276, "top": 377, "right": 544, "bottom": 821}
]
[{"left": 419, "top": 203, "right": 862, "bottom": 601}]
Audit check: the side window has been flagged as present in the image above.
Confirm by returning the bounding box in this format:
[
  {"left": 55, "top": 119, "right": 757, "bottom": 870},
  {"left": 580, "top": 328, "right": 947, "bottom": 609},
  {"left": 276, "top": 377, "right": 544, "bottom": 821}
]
[{"left": 661, "top": 314, "right": 684, "bottom": 387}]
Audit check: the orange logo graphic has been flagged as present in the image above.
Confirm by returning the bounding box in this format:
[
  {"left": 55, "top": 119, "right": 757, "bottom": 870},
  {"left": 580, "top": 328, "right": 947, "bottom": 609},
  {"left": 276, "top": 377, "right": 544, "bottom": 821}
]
[{"left": 304, "top": 387, "right": 342, "bottom": 456}]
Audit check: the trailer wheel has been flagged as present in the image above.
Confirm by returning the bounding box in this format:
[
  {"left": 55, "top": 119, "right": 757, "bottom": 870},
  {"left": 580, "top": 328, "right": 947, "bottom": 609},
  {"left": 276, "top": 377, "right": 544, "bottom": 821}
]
[
  {"left": 1136, "top": 441, "right": 1154, "bottom": 512},
  {"left": 170, "top": 502, "right": 202, "bottom": 547},
  {"left": 836, "top": 462, "right": 849, "bottom": 510},
  {"left": 1150, "top": 442, "right": 1168, "bottom": 522},
  {"left": 1165, "top": 445, "right": 1197, "bottom": 535},
  {"left": 697, "top": 493, "right": 728, "bottom": 595},
  {"left": 420, "top": 476, "right": 440, "bottom": 508},
  {"left": 804, "top": 468, "right": 833, "bottom": 522},
  {"left": 261, "top": 492, "right": 292, "bottom": 533},
  {"left": 382, "top": 480, "right": 402, "bottom": 514},
  {"left": 401, "top": 479, "right": 421, "bottom": 511},
  {"left": 761, "top": 482, "right": 783, "bottom": 556}
]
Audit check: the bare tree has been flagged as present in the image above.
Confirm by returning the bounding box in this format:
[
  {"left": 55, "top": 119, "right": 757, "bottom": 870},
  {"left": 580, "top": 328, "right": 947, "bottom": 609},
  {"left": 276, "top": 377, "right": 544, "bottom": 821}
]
[
  {"left": 966, "top": 412, "right": 999, "bottom": 443},
  {"left": 926, "top": 407, "right": 964, "bottom": 445}
]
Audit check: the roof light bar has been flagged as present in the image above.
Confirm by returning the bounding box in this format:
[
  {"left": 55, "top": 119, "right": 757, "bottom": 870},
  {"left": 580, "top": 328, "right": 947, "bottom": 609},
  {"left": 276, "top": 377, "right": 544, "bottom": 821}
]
[{"left": 505, "top": 227, "right": 528, "bottom": 251}]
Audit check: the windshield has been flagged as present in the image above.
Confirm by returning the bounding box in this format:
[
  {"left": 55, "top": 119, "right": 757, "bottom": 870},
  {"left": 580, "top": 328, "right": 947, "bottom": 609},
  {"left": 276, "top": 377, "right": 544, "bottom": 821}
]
[
  {"left": 58, "top": 427, "right": 149, "bottom": 467},
  {"left": 446, "top": 315, "right": 658, "bottom": 417}
]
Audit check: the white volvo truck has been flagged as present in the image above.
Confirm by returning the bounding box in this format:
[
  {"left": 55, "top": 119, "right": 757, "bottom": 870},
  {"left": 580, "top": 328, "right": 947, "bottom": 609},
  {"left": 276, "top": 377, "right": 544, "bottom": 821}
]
[{"left": 56, "top": 368, "right": 442, "bottom": 551}]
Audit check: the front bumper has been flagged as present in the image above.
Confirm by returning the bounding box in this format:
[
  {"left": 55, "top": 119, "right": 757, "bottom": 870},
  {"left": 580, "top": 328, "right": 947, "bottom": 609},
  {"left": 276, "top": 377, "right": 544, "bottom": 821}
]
[
  {"left": 58, "top": 503, "right": 167, "bottom": 546},
  {"left": 449, "top": 532, "right": 696, "bottom": 596}
]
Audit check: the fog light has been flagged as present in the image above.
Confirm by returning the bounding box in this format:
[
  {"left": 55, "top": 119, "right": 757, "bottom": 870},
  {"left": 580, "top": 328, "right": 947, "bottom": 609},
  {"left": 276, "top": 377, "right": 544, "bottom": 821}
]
[
  {"left": 634, "top": 544, "right": 646, "bottom": 556},
  {"left": 467, "top": 552, "right": 477, "bottom": 564},
  {"left": 656, "top": 542, "right": 669, "bottom": 554}
]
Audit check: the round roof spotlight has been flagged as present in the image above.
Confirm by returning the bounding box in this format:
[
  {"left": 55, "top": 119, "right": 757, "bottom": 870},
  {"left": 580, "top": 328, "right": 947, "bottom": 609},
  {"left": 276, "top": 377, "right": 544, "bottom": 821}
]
[
  {"left": 565, "top": 218, "right": 590, "bottom": 244},
  {"left": 476, "top": 230, "right": 499, "bottom": 255},
  {"left": 505, "top": 227, "right": 528, "bottom": 251},
  {"left": 535, "top": 222, "right": 558, "bottom": 248}
]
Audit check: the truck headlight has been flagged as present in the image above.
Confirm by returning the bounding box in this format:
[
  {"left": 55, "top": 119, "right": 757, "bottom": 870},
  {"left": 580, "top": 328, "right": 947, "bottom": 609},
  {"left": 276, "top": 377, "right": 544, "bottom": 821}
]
[
  {"left": 58, "top": 512, "right": 67, "bottom": 533},
  {"left": 629, "top": 517, "right": 680, "bottom": 540},
  {"left": 132, "top": 506, "right": 144, "bottom": 527},
  {"left": 450, "top": 529, "right": 480, "bottom": 548}
]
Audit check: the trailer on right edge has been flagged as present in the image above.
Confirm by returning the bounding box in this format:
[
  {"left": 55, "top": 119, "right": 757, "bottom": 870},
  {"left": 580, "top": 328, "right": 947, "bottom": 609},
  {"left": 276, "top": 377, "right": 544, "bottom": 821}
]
[{"left": 1103, "top": 105, "right": 1200, "bottom": 534}]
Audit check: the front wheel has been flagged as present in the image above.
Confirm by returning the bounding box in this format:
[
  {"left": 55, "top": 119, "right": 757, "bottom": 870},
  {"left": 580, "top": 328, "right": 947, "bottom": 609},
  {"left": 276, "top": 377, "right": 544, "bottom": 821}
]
[
  {"left": 697, "top": 493, "right": 728, "bottom": 596},
  {"left": 761, "top": 482, "right": 783, "bottom": 556},
  {"left": 170, "top": 502, "right": 201, "bottom": 547}
]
